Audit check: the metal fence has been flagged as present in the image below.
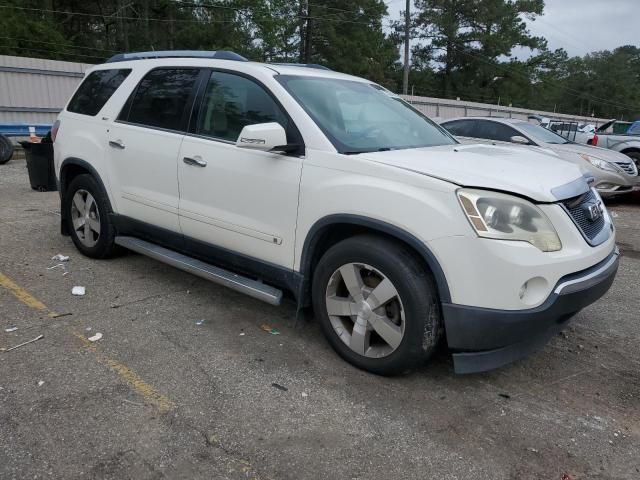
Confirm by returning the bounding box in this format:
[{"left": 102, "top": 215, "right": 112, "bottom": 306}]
[
  {"left": 401, "top": 94, "right": 611, "bottom": 127},
  {"left": 0, "top": 54, "right": 613, "bottom": 128},
  {"left": 0, "top": 55, "right": 91, "bottom": 125}
]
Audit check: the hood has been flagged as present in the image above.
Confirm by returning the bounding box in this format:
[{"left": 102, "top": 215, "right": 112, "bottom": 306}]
[
  {"left": 360, "top": 144, "right": 588, "bottom": 202},
  {"left": 550, "top": 142, "right": 634, "bottom": 164}
]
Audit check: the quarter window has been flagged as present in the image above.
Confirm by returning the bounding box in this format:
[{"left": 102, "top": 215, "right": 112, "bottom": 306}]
[
  {"left": 67, "top": 69, "right": 131, "bottom": 116},
  {"left": 442, "top": 119, "right": 478, "bottom": 137},
  {"left": 196, "top": 72, "right": 288, "bottom": 142},
  {"left": 121, "top": 68, "right": 200, "bottom": 131}
]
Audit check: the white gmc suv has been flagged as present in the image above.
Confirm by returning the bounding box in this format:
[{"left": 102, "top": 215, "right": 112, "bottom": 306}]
[{"left": 53, "top": 51, "right": 619, "bottom": 375}]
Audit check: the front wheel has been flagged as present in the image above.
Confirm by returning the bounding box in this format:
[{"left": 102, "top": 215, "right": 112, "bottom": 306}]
[
  {"left": 312, "top": 235, "right": 442, "bottom": 376},
  {"left": 626, "top": 151, "right": 640, "bottom": 171}
]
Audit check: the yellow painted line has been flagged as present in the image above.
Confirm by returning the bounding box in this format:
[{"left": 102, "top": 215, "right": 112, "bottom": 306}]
[
  {"left": 73, "top": 332, "right": 174, "bottom": 412},
  {"left": 0, "top": 272, "right": 49, "bottom": 312},
  {"left": 1, "top": 270, "right": 174, "bottom": 412}
]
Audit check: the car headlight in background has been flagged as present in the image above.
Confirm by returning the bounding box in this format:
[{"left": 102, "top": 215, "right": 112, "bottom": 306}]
[
  {"left": 580, "top": 153, "right": 617, "bottom": 172},
  {"left": 457, "top": 189, "right": 562, "bottom": 252}
]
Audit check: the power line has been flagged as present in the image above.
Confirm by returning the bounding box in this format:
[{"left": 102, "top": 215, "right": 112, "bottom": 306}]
[{"left": 0, "top": 36, "right": 118, "bottom": 53}]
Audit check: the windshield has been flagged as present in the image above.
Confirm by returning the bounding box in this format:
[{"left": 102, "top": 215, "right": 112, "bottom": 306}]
[
  {"left": 515, "top": 122, "right": 570, "bottom": 145},
  {"left": 276, "top": 75, "right": 456, "bottom": 154}
]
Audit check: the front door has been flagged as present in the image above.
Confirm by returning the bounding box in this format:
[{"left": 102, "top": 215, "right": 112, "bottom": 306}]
[
  {"left": 106, "top": 67, "right": 201, "bottom": 233},
  {"left": 177, "top": 71, "right": 303, "bottom": 268}
]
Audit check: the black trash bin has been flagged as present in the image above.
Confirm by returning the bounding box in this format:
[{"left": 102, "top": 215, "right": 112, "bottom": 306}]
[{"left": 20, "top": 140, "right": 57, "bottom": 192}]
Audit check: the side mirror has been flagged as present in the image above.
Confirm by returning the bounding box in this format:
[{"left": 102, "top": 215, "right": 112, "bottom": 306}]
[
  {"left": 236, "top": 123, "right": 289, "bottom": 152},
  {"left": 510, "top": 135, "right": 530, "bottom": 145}
]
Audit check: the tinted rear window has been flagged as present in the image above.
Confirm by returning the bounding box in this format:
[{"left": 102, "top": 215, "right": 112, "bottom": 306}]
[
  {"left": 67, "top": 69, "right": 131, "bottom": 116},
  {"left": 120, "top": 68, "right": 200, "bottom": 131}
]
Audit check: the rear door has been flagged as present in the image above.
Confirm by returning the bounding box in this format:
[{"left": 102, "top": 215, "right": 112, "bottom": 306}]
[
  {"left": 106, "top": 67, "right": 201, "bottom": 233},
  {"left": 177, "top": 70, "right": 303, "bottom": 268}
]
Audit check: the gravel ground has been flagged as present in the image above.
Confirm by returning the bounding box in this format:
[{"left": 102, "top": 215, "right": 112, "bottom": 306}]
[{"left": 1, "top": 159, "right": 639, "bottom": 480}]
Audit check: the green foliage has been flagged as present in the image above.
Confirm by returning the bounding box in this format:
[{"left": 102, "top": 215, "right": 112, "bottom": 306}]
[{"left": 0, "top": 0, "right": 637, "bottom": 118}]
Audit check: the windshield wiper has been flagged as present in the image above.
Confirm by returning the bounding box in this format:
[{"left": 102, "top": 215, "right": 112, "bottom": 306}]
[{"left": 343, "top": 147, "right": 392, "bottom": 155}]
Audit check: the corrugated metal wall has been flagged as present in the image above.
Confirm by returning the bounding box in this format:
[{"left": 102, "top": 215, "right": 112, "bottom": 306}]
[
  {"left": 0, "top": 55, "right": 91, "bottom": 124},
  {"left": 0, "top": 54, "right": 611, "bottom": 127}
]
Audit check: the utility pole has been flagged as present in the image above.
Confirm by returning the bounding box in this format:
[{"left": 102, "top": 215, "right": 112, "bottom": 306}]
[
  {"left": 299, "top": 0, "right": 306, "bottom": 62},
  {"left": 402, "top": 0, "right": 410, "bottom": 95}
]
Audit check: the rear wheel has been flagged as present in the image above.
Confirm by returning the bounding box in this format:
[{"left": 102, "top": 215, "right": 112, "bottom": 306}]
[
  {"left": 312, "top": 235, "right": 442, "bottom": 376},
  {"left": 64, "top": 174, "right": 118, "bottom": 258}
]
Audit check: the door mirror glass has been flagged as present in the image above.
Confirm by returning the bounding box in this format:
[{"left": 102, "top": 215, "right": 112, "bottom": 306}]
[
  {"left": 510, "top": 135, "right": 530, "bottom": 145},
  {"left": 236, "top": 123, "right": 287, "bottom": 152}
]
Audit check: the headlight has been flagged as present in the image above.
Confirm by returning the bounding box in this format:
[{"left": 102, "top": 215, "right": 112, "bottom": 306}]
[
  {"left": 457, "top": 189, "right": 562, "bottom": 252},
  {"left": 580, "top": 153, "right": 617, "bottom": 172}
]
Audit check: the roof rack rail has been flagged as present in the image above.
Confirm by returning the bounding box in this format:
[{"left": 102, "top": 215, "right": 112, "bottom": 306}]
[
  {"left": 270, "top": 63, "right": 332, "bottom": 71},
  {"left": 106, "top": 50, "right": 248, "bottom": 63}
]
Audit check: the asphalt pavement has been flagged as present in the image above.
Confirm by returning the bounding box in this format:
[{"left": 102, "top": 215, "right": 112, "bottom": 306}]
[{"left": 1, "top": 159, "right": 639, "bottom": 479}]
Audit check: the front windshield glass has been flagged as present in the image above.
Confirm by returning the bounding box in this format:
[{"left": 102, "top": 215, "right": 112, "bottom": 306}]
[
  {"left": 276, "top": 75, "right": 456, "bottom": 154},
  {"left": 515, "top": 122, "right": 570, "bottom": 145}
]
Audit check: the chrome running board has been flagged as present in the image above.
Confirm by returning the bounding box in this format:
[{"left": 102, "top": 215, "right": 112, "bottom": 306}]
[{"left": 115, "top": 236, "right": 283, "bottom": 306}]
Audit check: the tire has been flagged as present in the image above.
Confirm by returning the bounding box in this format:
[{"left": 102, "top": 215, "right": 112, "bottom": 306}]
[
  {"left": 312, "top": 234, "right": 442, "bottom": 376},
  {"left": 625, "top": 150, "right": 640, "bottom": 170},
  {"left": 63, "top": 174, "right": 118, "bottom": 258},
  {"left": 0, "top": 134, "right": 14, "bottom": 164}
]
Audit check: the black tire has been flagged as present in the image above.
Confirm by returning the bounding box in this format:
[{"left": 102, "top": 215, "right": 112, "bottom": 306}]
[
  {"left": 63, "top": 174, "right": 118, "bottom": 258},
  {"left": 312, "top": 234, "right": 442, "bottom": 376},
  {"left": 0, "top": 134, "right": 14, "bottom": 164},
  {"left": 625, "top": 150, "right": 640, "bottom": 170}
]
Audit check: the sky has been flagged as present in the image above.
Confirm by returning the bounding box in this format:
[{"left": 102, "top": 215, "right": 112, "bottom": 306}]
[{"left": 386, "top": 0, "right": 640, "bottom": 58}]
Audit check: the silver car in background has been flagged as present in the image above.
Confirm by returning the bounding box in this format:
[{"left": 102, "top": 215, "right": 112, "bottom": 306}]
[{"left": 440, "top": 117, "right": 639, "bottom": 197}]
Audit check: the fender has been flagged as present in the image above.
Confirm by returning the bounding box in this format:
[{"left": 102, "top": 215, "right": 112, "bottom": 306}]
[
  {"left": 299, "top": 214, "right": 452, "bottom": 304},
  {"left": 59, "top": 157, "right": 114, "bottom": 235}
]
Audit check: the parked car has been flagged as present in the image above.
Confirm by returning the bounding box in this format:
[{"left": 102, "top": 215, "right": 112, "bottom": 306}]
[
  {"left": 590, "top": 119, "right": 640, "bottom": 169},
  {"left": 54, "top": 51, "right": 619, "bottom": 375},
  {"left": 440, "top": 117, "right": 639, "bottom": 197}
]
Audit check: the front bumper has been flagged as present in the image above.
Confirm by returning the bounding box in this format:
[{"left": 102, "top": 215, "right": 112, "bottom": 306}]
[{"left": 442, "top": 247, "right": 619, "bottom": 374}]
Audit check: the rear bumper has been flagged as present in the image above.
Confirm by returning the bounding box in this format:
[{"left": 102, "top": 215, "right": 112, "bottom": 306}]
[{"left": 442, "top": 247, "right": 619, "bottom": 374}]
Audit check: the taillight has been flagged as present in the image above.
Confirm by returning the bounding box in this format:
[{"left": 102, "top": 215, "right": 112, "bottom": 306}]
[
  {"left": 591, "top": 134, "right": 598, "bottom": 146},
  {"left": 51, "top": 120, "right": 60, "bottom": 142}
]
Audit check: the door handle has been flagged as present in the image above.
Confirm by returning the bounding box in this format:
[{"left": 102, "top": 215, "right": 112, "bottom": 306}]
[
  {"left": 183, "top": 156, "right": 207, "bottom": 167},
  {"left": 109, "top": 140, "right": 125, "bottom": 149}
]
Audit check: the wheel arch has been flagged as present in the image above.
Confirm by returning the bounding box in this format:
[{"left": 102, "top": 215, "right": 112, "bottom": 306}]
[
  {"left": 299, "top": 214, "right": 451, "bottom": 306},
  {"left": 59, "top": 157, "right": 114, "bottom": 235}
]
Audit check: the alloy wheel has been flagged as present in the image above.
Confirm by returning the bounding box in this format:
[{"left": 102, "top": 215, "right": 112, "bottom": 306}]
[
  {"left": 70, "top": 189, "right": 101, "bottom": 248},
  {"left": 325, "top": 263, "right": 405, "bottom": 358}
]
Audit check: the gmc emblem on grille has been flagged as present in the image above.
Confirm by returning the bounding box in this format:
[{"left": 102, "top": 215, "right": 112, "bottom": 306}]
[{"left": 585, "top": 201, "right": 604, "bottom": 222}]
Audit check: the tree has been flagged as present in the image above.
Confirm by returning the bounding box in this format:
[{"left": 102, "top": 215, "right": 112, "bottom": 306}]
[{"left": 412, "top": 0, "right": 544, "bottom": 100}]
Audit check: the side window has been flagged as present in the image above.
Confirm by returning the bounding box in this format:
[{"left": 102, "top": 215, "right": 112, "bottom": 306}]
[
  {"left": 67, "top": 69, "right": 131, "bottom": 116},
  {"left": 196, "top": 72, "right": 288, "bottom": 142},
  {"left": 442, "top": 120, "right": 477, "bottom": 137},
  {"left": 476, "top": 121, "right": 518, "bottom": 142},
  {"left": 121, "top": 68, "right": 200, "bottom": 131}
]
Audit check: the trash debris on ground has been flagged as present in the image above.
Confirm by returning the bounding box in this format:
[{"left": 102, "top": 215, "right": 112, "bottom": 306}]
[
  {"left": 195, "top": 319, "right": 205, "bottom": 326},
  {"left": 498, "top": 393, "right": 511, "bottom": 399},
  {"left": 4, "top": 326, "right": 18, "bottom": 333},
  {"left": 63, "top": 272, "right": 70, "bottom": 276},
  {"left": 47, "top": 263, "right": 66, "bottom": 270},
  {"left": 51, "top": 254, "right": 69, "bottom": 262},
  {"left": 301, "top": 392, "right": 309, "bottom": 398},
  {"left": 71, "top": 286, "right": 86, "bottom": 296},
  {"left": 610, "top": 211, "right": 619, "bottom": 218},
  {"left": 562, "top": 474, "right": 575, "bottom": 480},
  {"left": 261, "top": 324, "right": 280, "bottom": 335},
  {"left": 49, "top": 312, "right": 72, "bottom": 319},
  {"left": 86, "top": 327, "right": 92, "bottom": 331},
  {"left": 88, "top": 332, "right": 103, "bottom": 342},
  {"left": 526, "top": 447, "right": 538, "bottom": 453},
  {"left": 2, "top": 334, "right": 44, "bottom": 352},
  {"left": 271, "top": 383, "right": 288, "bottom": 391},
  {"left": 239, "top": 332, "right": 245, "bottom": 336},
  {"left": 37, "top": 380, "right": 44, "bottom": 387}
]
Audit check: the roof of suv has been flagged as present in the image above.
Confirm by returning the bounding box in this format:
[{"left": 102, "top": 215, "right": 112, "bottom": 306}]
[
  {"left": 93, "top": 51, "right": 366, "bottom": 83},
  {"left": 443, "top": 117, "right": 528, "bottom": 126}
]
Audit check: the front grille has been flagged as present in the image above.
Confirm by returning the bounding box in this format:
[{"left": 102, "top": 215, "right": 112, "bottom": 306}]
[
  {"left": 614, "top": 161, "right": 638, "bottom": 176},
  {"left": 562, "top": 190, "right": 606, "bottom": 243}
]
